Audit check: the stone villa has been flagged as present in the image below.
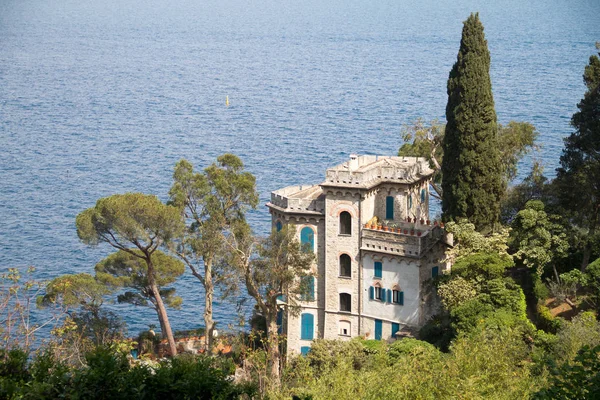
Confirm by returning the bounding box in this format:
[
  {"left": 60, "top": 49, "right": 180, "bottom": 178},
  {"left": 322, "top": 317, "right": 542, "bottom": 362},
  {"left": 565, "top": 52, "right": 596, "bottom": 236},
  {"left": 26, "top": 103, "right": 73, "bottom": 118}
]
[{"left": 266, "top": 155, "right": 453, "bottom": 355}]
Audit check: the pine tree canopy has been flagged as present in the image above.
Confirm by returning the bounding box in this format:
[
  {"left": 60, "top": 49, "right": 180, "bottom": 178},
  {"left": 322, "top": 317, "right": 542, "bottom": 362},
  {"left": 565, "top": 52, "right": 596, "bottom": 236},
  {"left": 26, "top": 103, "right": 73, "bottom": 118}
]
[
  {"left": 441, "top": 13, "right": 504, "bottom": 231},
  {"left": 554, "top": 45, "right": 600, "bottom": 269}
]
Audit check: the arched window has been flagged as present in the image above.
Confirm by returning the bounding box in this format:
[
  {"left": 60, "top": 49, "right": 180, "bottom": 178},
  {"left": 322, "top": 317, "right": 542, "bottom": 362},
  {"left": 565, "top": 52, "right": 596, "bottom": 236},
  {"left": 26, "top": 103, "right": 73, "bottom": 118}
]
[
  {"left": 339, "top": 293, "right": 351, "bottom": 312},
  {"left": 339, "top": 254, "right": 351, "bottom": 277},
  {"left": 275, "top": 220, "right": 283, "bottom": 232},
  {"left": 300, "top": 313, "right": 314, "bottom": 340},
  {"left": 369, "top": 283, "right": 385, "bottom": 302},
  {"left": 300, "top": 227, "right": 314, "bottom": 252},
  {"left": 339, "top": 211, "right": 351, "bottom": 235}
]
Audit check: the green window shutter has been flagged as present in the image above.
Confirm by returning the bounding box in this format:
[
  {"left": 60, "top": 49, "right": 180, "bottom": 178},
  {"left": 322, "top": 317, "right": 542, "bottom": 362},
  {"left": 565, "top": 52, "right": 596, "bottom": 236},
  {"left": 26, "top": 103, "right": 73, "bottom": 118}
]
[
  {"left": 374, "top": 262, "right": 382, "bottom": 278},
  {"left": 308, "top": 276, "right": 315, "bottom": 301},
  {"left": 421, "top": 188, "right": 426, "bottom": 203},
  {"left": 300, "top": 346, "right": 310, "bottom": 356},
  {"left": 301, "top": 313, "right": 314, "bottom": 340},
  {"left": 300, "top": 227, "right": 314, "bottom": 252},
  {"left": 432, "top": 266, "right": 439, "bottom": 278},
  {"left": 375, "top": 319, "right": 383, "bottom": 340},
  {"left": 386, "top": 196, "right": 394, "bottom": 219},
  {"left": 391, "top": 323, "right": 400, "bottom": 338},
  {"left": 369, "top": 286, "right": 374, "bottom": 300},
  {"left": 399, "top": 291, "right": 404, "bottom": 305},
  {"left": 276, "top": 221, "right": 283, "bottom": 232},
  {"left": 386, "top": 289, "right": 392, "bottom": 303}
]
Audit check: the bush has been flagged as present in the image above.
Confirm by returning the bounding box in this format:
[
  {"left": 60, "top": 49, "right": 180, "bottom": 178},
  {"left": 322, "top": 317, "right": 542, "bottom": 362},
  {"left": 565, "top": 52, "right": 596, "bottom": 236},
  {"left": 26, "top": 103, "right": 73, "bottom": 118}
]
[
  {"left": 535, "top": 345, "right": 600, "bottom": 399},
  {"left": 0, "top": 345, "right": 256, "bottom": 400},
  {"left": 533, "top": 274, "right": 550, "bottom": 303},
  {"left": 553, "top": 311, "right": 600, "bottom": 364},
  {"left": 452, "top": 252, "right": 514, "bottom": 280},
  {"left": 536, "top": 304, "right": 563, "bottom": 333},
  {"left": 418, "top": 315, "right": 454, "bottom": 351},
  {"left": 387, "top": 338, "right": 439, "bottom": 360}
]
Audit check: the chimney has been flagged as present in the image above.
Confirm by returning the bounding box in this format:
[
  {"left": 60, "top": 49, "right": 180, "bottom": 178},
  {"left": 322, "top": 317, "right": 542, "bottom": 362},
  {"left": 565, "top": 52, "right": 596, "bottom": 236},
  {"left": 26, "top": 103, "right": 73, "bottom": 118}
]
[{"left": 349, "top": 154, "right": 359, "bottom": 171}]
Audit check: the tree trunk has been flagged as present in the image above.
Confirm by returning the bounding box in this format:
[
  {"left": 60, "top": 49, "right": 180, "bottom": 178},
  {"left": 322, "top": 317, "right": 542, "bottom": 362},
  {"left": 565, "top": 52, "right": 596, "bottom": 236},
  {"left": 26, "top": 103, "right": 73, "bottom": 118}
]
[
  {"left": 553, "top": 264, "right": 561, "bottom": 284},
  {"left": 266, "top": 310, "right": 281, "bottom": 385},
  {"left": 204, "top": 258, "right": 214, "bottom": 350},
  {"left": 146, "top": 258, "right": 177, "bottom": 357}
]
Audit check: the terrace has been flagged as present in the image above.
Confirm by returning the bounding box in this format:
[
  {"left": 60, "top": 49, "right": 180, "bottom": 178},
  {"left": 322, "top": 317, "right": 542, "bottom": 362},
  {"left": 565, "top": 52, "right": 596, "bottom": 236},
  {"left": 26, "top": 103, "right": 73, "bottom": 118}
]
[{"left": 361, "top": 222, "right": 446, "bottom": 258}]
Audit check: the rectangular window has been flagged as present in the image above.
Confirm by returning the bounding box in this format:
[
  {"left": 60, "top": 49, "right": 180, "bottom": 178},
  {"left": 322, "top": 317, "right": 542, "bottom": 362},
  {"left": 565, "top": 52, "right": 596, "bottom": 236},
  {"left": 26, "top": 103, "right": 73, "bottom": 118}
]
[
  {"left": 374, "top": 286, "right": 383, "bottom": 301},
  {"left": 374, "top": 319, "right": 382, "bottom": 340},
  {"left": 393, "top": 290, "right": 404, "bottom": 305},
  {"left": 374, "top": 261, "right": 382, "bottom": 278},
  {"left": 432, "top": 266, "right": 439, "bottom": 278},
  {"left": 340, "top": 293, "right": 352, "bottom": 312},
  {"left": 391, "top": 323, "right": 400, "bottom": 338},
  {"left": 386, "top": 196, "right": 394, "bottom": 220},
  {"left": 300, "top": 313, "right": 314, "bottom": 340}
]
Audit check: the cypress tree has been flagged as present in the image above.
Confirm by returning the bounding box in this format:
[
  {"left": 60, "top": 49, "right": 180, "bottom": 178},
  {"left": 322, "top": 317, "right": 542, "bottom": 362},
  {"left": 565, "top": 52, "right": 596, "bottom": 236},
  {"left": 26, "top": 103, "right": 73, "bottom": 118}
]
[
  {"left": 554, "top": 44, "right": 600, "bottom": 270},
  {"left": 441, "top": 13, "right": 504, "bottom": 231}
]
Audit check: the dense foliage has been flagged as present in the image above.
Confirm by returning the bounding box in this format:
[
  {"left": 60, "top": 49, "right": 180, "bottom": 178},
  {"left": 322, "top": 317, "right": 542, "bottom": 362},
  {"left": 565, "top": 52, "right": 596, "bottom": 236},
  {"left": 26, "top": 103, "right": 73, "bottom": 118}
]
[
  {"left": 554, "top": 44, "right": 600, "bottom": 270},
  {"left": 0, "top": 347, "right": 256, "bottom": 399}
]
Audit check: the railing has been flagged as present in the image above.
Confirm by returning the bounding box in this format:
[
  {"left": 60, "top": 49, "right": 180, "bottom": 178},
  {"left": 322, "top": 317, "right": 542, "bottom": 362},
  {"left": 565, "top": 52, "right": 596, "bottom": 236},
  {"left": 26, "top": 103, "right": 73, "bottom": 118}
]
[
  {"left": 269, "top": 191, "right": 325, "bottom": 213},
  {"left": 361, "top": 224, "right": 444, "bottom": 257}
]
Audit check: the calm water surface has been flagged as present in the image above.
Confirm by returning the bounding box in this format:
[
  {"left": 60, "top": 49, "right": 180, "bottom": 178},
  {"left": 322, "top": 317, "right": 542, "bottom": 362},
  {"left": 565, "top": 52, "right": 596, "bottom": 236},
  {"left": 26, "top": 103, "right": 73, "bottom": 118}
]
[{"left": 1, "top": 0, "right": 599, "bottom": 334}]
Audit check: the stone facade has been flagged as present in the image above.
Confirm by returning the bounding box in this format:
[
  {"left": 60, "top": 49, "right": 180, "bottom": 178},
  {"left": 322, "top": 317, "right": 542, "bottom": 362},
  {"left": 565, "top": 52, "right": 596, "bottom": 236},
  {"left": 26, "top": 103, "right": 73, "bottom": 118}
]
[{"left": 266, "top": 155, "right": 452, "bottom": 355}]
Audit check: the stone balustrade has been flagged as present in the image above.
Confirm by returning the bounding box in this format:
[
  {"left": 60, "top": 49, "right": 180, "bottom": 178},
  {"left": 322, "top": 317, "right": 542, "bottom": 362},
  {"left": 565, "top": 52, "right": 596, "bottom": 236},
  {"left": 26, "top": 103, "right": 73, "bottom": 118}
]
[{"left": 361, "top": 224, "right": 445, "bottom": 258}]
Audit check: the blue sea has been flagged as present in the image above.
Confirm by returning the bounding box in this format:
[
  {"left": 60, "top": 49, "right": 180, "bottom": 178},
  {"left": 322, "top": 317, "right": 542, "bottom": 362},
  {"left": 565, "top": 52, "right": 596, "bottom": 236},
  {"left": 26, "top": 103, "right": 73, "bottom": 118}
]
[{"left": 1, "top": 0, "right": 599, "bottom": 336}]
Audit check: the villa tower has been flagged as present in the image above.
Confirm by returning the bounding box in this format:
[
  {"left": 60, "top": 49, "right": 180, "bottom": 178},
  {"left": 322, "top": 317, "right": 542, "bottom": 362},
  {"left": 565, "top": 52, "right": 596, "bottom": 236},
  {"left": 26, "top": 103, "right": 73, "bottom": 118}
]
[{"left": 267, "top": 155, "right": 452, "bottom": 355}]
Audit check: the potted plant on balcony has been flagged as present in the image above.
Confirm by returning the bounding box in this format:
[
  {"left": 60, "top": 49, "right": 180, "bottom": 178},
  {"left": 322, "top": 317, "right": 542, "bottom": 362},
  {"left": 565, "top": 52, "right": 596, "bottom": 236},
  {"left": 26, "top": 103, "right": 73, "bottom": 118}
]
[
  {"left": 377, "top": 222, "right": 383, "bottom": 231},
  {"left": 382, "top": 221, "right": 389, "bottom": 232}
]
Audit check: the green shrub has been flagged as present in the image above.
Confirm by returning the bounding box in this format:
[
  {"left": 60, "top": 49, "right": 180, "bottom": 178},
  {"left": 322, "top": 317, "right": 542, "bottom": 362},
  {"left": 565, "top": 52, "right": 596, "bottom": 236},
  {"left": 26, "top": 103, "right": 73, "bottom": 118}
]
[
  {"left": 533, "top": 274, "right": 550, "bottom": 303},
  {"left": 452, "top": 252, "right": 514, "bottom": 280},
  {"left": 536, "top": 304, "right": 563, "bottom": 333},
  {"left": 535, "top": 345, "right": 600, "bottom": 399},
  {"left": 418, "top": 315, "right": 454, "bottom": 351},
  {"left": 387, "top": 338, "right": 439, "bottom": 361}
]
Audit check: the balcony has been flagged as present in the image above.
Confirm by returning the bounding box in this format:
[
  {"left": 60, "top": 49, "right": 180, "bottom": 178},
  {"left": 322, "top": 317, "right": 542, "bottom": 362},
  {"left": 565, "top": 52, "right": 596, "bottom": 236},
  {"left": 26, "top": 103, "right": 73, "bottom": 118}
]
[
  {"left": 360, "top": 223, "right": 445, "bottom": 258},
  {"left": 268, "top": 185, "right": 325, "bottom": 215}
]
